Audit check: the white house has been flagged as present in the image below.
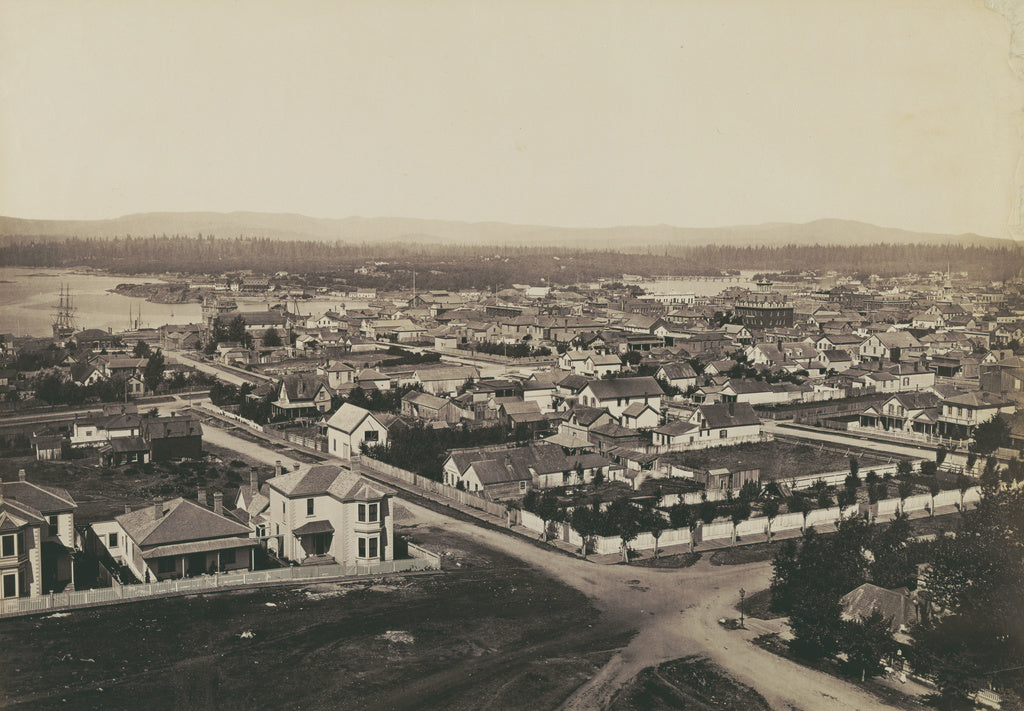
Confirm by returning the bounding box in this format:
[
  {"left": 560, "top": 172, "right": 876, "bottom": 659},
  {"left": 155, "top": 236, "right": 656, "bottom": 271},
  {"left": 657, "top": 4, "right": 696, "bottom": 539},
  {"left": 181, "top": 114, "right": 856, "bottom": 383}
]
[
  {"left": 577, "top": 376, "right": 664, "bottom": 419},
  {"left": 325, "top": 403, "right": 390, "bottom": 459},
  {"left": 264, "top": 463, "right": 394, "bottom": 565}
]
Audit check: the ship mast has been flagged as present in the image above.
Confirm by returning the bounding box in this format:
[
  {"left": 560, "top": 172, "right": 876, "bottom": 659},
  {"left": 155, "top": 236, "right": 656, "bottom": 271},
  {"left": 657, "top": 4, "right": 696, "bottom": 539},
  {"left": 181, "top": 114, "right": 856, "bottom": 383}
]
[{"left": 52, "top": 284, "right": 77, "bottom": 343}]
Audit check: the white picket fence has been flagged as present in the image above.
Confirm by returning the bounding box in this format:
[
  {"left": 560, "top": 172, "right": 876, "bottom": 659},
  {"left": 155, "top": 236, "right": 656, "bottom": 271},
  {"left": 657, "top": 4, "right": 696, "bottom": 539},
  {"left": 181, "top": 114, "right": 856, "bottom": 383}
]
[
  {"left": 519, "top": 487, "right": 982, "bottom": 554},
  {"left": 0, "top": 556, "right": 440, "bottom": 619}
]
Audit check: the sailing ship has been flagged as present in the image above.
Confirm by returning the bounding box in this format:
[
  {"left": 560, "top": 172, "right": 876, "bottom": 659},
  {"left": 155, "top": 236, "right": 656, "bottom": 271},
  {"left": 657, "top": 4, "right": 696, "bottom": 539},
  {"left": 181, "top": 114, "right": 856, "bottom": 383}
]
[{"left": 52, "top": 284, "right": 77, "bottom": 343}]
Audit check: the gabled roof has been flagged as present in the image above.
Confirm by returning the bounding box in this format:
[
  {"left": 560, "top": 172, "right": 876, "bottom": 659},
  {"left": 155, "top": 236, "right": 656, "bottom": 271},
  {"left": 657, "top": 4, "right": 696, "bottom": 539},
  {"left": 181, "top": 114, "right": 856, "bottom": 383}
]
[
  {"left": 117, "top": 498, "right": 251, "bottom": 548},
  {"left": 698, "top": 402, "right": 761, "bottom": 429},
  {"left": 0, "top": 479, "right": 76, "bottom": 513},
  {"left": 590, "top": 423, "right": 641, "bottom": 438},
  {"left": 279, "top": 374, "right": 331, "bottom": 401},
  {"left": 265, "top": 463, "right": 393, "bottom": 501},
  {"left": 658, "top": 362, "right": 697, "bottom": 380},
  {"left": 839, "top": 583, "right": 917, "bottom": 633},
  {"left": 324, "top": 403, "right": 378, "bottom": 433},
  {"left": 654, "top": 419, "right": 699, "bottom": 436},
  {"left": 943, "top": 391, "right": 1011, "bottom": 408},
  {"left": 582, "top": 376, "right": 664, "bottom": 400},
  {"left": 621, "top": 401, "right": 658, "bottom": 417}
]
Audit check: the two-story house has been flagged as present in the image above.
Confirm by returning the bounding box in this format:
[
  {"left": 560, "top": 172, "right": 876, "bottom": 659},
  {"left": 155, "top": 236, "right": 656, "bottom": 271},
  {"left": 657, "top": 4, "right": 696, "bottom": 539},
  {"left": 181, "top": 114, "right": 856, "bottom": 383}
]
[
  {"left": 264, "top": 464, "right": 394, "bottom": 565},
  {"left": 0, "top": 471, "right": 77, "bottom": 598},
  {"left": 577, "top": 376, "right": 664, "bottom": 419},
  {"left": 325, "top": 403, "right": 391, "bottom": 459}
]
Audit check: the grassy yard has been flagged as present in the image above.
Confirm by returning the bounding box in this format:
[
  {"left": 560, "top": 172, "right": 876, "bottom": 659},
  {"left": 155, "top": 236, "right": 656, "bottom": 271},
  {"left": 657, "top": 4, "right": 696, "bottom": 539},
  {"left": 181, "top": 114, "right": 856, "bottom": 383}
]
[
  {"left": 609, "top": 656, "right": 772, "bottom": 711},
  {"left": 661, "top": 441, "right": 890, "bottom": 481}
]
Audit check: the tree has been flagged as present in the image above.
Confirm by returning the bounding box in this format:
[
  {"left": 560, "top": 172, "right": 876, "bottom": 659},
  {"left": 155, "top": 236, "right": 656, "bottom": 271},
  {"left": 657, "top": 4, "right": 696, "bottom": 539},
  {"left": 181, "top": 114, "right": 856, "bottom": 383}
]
[
  {"left": 844, "top": 472, "right": 861, "bottom": 493},
  {"left": 698, "top": 499, "right": 717, "bottom": 525},
  {"left": 763, "top": 498, "right": 780, "bottom": 543},
  {"left": 927, "top": 478, "right": 941, "bottom": 517},
  {"left": 730, "top": 500, "right": 751, "bottom": 545},
  {"left": 535, "top": 490, "right": 561, "bottom": 542},
  {"left": 935, "top": 447, "right": 947, "bottom": 467},
  {"left": 143, "top": 349, "right": 165, "bottom": 393},
  {"left": 896, "top": 459, "right": 913, "bottom": 479},
  {"left": 607, "top": 499, "right": 642, "bottom": 563},
  {"left": 262, "top": 327, "right": 282, "bottom": 347},
  {"left": 570, "top": 504, "right": 598, "bottom": 558},
  {"left": 849, "top": 456, "right": 859, "bottom": 479},
  {"left": 668, "top": 502, "right": 690, "bottom": 529},
  {"left": 133, "top": 340, "right": 151, "bottom": 358},
  {"left": 789, "top": 494, "right": 812, "bottom": 530},
  {"left": 896, "top": 479, "right": 914, "bottom": 514},
  {"left": 971, "top": 415, "right": 1011, "bottom": 456},
  {"left": 647, "top": 509, "right": 666, "bottom": 558},
  {"left": 919, "top": 460, "right": 937, "bottom": 477},
  {"left": 843, "top": 611, "right": 896, "bottom": 681}
]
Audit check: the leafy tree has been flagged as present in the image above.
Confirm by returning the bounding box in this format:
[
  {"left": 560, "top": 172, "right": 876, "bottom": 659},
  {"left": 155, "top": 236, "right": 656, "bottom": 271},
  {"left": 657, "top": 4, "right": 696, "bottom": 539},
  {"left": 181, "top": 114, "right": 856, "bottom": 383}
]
[
  {"left": 789, "top": 494, "right": 812, "bottom": 529},
  {"left": 535, "top": 490, "right": 561, "bottom": 542},
  {"left": 738, "top": 480, "right": 760, "bottom": 503},
  {"left": 843, "top": 611, "right": 896, "bottom": 681},
  {"left": 935, "top": 447, "right": 947, "bottom": 467},
  {"left": 763, "top": 498, "right": 780, "bottom": 543},
  {"left": 133, "top": 340, "right": 151, "bottom": 358},
  {"left": 896, "top": 479, "right": 914, "bottom": 514},
  {"left": 870, "top": 511, "right": 914, "bottom": 589},
  {"left": 570, "top": 504, "right": 599, "bottom": 558},
  {"left": 919, "top": 460, "right": 937, "bottom": 477},
  {"left": 262, "top": 327, "right": 282, "bottom": 347},
  {"left": 668, "top": 502, "right": 690, "bottom": 529},
  {"left": 844, "top": 472, "right": 861, "bottom": 493},
  {"left": 849, "top": 456, "right": 859, "bottom": 479},
  {"left": 730, "top": 499, "right": 751, "bottom": 545},
  {"left": 971, "top": 415, "right": 1011, "bottom": 456},
  {"left": 927, "top": 478, "right": 941, "bottom": 518},
  {"left": 142, "top": 349, "right": 165, "bottom": 392},
  {"left": 698, "top": 499, "right": 717, "bottom": 525},
  {"left": 647, "top": 509, "right": 666, "bottom": 558},
  {"left": 896, "top": 459, "right": 913, "bottom": 479},
  {"left": 607, "top": 499, "right": 642, "bottom": 563}
]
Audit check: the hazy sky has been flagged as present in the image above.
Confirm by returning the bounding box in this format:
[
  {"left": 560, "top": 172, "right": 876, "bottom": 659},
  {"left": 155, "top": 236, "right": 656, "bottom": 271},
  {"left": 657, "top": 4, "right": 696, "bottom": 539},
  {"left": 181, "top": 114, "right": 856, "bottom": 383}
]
[{"left": 1, "top": 0, "right": 1022, "bottom": 237}]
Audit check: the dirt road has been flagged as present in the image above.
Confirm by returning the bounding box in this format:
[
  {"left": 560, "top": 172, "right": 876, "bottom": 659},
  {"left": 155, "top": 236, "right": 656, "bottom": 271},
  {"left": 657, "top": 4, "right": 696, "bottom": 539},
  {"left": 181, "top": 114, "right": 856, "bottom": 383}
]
[
  {"left": 403, "top": 500, "right": 896, "bottom": 711},
  {"left": 199, "top": 426, "right": 899, "bottom": 710}
]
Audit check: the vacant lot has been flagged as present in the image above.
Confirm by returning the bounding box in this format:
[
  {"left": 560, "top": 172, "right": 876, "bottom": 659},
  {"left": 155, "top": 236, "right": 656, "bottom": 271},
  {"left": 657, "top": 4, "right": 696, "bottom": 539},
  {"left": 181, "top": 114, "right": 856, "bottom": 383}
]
[
  {"left": 1, "top": 451, "right": 275, "bottom": 525},
  {"left": 662, "top": 441, "right": 889, "bottom": 481},
  {"left": 0, "top": 524, "right": 631, "bottom": 711}
]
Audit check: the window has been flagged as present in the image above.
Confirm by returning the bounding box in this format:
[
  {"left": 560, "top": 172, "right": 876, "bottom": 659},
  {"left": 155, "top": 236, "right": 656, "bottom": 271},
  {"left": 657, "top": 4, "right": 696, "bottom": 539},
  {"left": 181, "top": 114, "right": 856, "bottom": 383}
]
[
  {"left": 157, "top": 558, "right": 175, "bottom": 574},
  {"left": 306, "top": 498, "right": 314, "bottom": 516},
  {"left": 364, "top": 430, "right": 379, "bottom": 442},
  {"left": 519, "top": 481, "right": 527, "bottom": 491},
  {"left": 282, "top": 501, "right": 286, "bottom": 514},
  {"left": 1, "top": 534, "right": 15, "bottom": 558},
  {"left": 358, "top": 504, "right": 366, "bottom": 522},
  {"left": 222, "top": 549, "right": 237, "bottom": 565},
  {"left": 2, "top": 572, "right": 16, "bottom": 599},
  {"left": 719, "top": 429, "right": 728, "bottom": 439},
  {"left": 358, "top": 536, "right": 379, "bottom": 559},
  {"left": 367, "top": 503, "right": 379, "bottom": 522},
  {"left": 48, "top": 516, "right": 58, "bottom": 537},
  {"left": 108, "top": 532, "right": 119, "bottom": 548}
]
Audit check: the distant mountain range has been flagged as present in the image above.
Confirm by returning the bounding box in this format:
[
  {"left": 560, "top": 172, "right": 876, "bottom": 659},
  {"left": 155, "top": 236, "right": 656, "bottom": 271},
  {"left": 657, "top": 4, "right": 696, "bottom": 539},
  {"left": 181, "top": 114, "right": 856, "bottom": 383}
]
[{"left": 0, "top": 212, "right": 1012, "bottom": 249}]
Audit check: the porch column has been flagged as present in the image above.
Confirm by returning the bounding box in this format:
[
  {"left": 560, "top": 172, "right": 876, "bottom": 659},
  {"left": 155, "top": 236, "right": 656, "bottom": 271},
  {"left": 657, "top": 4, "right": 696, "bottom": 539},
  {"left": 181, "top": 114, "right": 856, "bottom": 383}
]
[{"left": 217, "top": 551, "right": 221, "bottom": 573}]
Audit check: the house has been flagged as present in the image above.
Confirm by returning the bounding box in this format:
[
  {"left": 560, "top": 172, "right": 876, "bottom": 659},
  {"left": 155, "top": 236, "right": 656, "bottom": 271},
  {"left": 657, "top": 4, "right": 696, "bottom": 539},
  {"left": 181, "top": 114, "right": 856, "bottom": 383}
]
[
  {"left": 273, "top": 374, "right": 333, "bottom": 419},
  {"left": 687, "top": 402, "right": 763, "bottom": 448},
  {"left": 577, "top": 376, "right": 664, "bottom": 419},
  {"left": 94, "top": 491, "right": 256, "bottom": 583},
  {"left": 355, "top": 369, "right": 392, "bottom": 391},
  {"left": 145, "top": 414, "right": 203, "bottom": 461},
  {"left": 325, "top": 403, "right": 390, "bottom": 459},
  {"left": 652, "top": 419, "right": 701, "bottom": 450},
  {"left": 620, "top": 401, "right": 660, "bottom": 430},
  {"left": 860, "top": 332, "right": 922, "bottom": 363},
  {"left": 857, "top": 391, "right": 943, "bottom": 437},
  {"left": 588, "top": 422, "right": 646, "bottom": 454},
  {"left": 656, "top": 362, "right": 697, "bottom": 391},
  {"left": 936, "top": 391, "right": 1016, "bottom": 441},
  {"left": 839, "top": 583, "right": 918, "bottom": 635},
  {"left": 317, "top": 361, "right": 355, "bottom": 390},
  {"left": 413, "top": 365, "right": 479, "bottom": 396},
  {"left": 499, "top": 400, "right": 548, "bottom": 435},
  {"left": 401, "top": 391, "right": 461, "bottom": 424},
  {"left": 0, "top": 470, "right": 77, "bottom": 598},
  {"left": 263, "top": 463, "right": 395, "bottom": 565}
]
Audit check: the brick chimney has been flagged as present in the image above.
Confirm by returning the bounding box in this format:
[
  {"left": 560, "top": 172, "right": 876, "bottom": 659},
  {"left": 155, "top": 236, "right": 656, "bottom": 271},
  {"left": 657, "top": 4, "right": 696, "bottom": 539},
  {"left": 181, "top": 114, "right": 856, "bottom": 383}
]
[
  {"left": 213, "top": 491, "right": 223, "bottom": 516},
  {"left": 274, "top": 460, "right": 283, "bottom": 477},
  {"left": 293, "top": 463, "right": 300, "bottom": 471},
  {"left": 152, "top": 503, "right": 161, "bottom": 520},
  {"left": 124, "top": 504, "right": 131, "bottom": 514},
  {"left": 198, "top": 487, "right": 208, "bottom": 507},
  {"left": 18, "top": 469, "right": 26, "bottom": 482},
  {"left": 250, "top": 468, "right": 259, "bottom": 498}
]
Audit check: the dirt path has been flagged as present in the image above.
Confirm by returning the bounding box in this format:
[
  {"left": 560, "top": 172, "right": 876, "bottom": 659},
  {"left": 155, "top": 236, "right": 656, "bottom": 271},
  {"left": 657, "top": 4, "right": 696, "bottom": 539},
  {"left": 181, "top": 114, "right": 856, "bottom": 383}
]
[
  {"left": 199, "top": 428, "right": 900, "bottom": 710},
  {"left": 403, "top": 500, "right": 897, "bottom": 710}
]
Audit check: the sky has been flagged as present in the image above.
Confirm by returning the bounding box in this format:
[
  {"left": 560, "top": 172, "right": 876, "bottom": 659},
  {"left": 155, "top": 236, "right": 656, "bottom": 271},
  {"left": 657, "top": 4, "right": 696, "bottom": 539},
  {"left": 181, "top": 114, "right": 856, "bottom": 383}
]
[{"left": 1, "top": 0, "right": 1022, "bottom": 238}]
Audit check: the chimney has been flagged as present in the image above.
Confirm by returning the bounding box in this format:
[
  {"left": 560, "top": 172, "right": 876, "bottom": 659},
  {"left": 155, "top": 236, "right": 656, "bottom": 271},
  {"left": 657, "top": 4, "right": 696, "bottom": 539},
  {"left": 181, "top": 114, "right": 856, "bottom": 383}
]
[
  {"left": 152, "top": 503, "right": 161, "bottom": 521},
  {"left": 198, "top": 487, "right": 208, "bottom": 507},
  {"left": 18, "top": 469, "right": 26, "bottom": 482},
  {"left": 274, "top": 460, "right": 283, "bottom": 477},
  {"left": 250, "top": 468, "right": 259, "bottom": 497},
  {"left": 293, "top": 463, "right": 300, "bottom": 471},
  {"left": 728, "top": 402, "right": 735, "bottom": 416},
  {"left": 0, "top": 476, "right": 3, "bottom": 503},
  {"left": 124, "top": 504, "right": 131, "bottom": 514},
  {"left": 213, "top": 491, "right": 223, "bottom": 516}
]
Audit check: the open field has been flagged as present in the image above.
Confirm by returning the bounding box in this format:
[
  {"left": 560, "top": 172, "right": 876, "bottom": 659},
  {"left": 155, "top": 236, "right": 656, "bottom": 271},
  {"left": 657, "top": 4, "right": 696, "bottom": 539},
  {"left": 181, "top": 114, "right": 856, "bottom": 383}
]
[
  {"left": 0, "top": 524, "right": 631, "bottom": 711},
  {"left": 662, "top": 440, "right": 890, "bottom": 481}
]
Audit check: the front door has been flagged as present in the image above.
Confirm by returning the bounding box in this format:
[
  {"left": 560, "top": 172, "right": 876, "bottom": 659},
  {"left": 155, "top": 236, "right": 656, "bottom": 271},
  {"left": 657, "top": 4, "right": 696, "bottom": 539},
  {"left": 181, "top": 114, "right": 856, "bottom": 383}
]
[{"left": 187, "top": 552, "right": 207, "bottom": 576}]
